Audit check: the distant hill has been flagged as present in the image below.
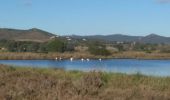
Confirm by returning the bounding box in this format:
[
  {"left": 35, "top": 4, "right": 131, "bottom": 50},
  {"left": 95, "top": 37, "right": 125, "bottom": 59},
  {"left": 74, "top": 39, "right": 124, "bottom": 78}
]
[
  {"left": 0, "top": 28, "right": 170, "bottom": 44},
  {"left": 85, "top": 34, "right": 141, "bottom": 42},
  {"left": 69, "top": 34, "right": 170, "bottom": 44},
  {"left": 139, "top": 34, "right": 170, "bottom": 44},
  {"left": 0, "top": 28, "right": 55, "bottom": 42}
]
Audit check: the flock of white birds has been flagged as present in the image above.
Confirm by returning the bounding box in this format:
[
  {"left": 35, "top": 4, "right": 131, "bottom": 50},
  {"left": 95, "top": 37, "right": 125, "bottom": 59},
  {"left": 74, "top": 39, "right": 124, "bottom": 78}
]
[{"left": 55, "top": 57, "right": 102, "bottom": 62}]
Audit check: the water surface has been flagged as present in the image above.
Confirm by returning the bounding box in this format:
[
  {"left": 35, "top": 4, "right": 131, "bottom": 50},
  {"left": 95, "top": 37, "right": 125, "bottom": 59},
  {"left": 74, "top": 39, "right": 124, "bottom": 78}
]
[{"left": 0, "top": 59, "right": 170, "bottom": 77}]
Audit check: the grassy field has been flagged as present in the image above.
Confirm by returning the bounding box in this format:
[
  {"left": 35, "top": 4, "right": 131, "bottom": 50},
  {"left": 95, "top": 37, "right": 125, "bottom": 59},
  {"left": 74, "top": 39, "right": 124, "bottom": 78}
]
[
  {"left": 0, "top": 51, "right": 170, "bottom": 60},
  {"left": 1, "top": 65, "right": 170, "bottom": 100}
]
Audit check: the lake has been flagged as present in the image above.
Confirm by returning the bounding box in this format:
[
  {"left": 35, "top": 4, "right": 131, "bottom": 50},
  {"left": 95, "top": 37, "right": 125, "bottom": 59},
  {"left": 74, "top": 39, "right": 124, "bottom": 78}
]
[{"left": 0, "top": 59, "right": 170, "bottom": 77}]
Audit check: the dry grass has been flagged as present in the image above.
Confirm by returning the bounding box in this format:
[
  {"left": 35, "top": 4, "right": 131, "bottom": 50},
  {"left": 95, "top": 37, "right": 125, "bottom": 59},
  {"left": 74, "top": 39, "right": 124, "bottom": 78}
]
[
  {"left": 112, "top": 51, "right": 170, "bottom": 59},
  {"left": 0, "top": 51, "right": 170, "bottom": 60},
  {"left": 1, "top": 65, "right": 170, "bottom": 100}
]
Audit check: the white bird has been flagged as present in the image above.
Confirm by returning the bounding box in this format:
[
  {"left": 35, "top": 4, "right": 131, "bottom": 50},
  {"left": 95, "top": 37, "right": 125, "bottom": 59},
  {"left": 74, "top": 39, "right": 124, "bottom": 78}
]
[
  {"left": 86, "top": 58, "right": 90, "bottom": 62},
  {"left": 70, "top": 57, "right": 73, "bottom": 61},
  {"left": 59, "top": 57, "right": 62, "bottom": 60},
  {"left": 81, "top": 58, "right": 84, "bottom": 62},
  {"left": 99, "top": 58, "right": 102, "bottom": 62},
  {"left": 55, "top": 57, "right": 58, "bottom": 60}
]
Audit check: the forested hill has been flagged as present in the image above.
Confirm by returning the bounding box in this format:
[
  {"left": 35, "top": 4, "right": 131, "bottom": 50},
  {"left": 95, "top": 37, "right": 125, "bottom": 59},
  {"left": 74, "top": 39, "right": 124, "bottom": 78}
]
[
  {"left": 1, "top": 28, "right": 170, "bottom": 44},
  {"left": 0, "top": 28, "right": 55, "bottom": 42},
  {"left": 70, "top": 34, "right": 170, "bottom": 44}
]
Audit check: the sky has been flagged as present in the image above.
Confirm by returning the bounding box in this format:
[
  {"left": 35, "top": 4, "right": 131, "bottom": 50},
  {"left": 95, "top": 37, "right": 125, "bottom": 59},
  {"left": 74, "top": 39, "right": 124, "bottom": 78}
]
[{"left": 0, "top": 0, "right": 170, "bottom": 36}]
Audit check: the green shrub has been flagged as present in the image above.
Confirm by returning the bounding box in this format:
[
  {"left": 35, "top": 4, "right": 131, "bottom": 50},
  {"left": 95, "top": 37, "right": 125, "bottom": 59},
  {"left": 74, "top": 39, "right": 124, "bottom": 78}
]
[
  {"left": 88, "top": 42, "right": 111, "bottom": 56},
  {"left": 47, "top": 39, "right": 66, "bottom": 52}
]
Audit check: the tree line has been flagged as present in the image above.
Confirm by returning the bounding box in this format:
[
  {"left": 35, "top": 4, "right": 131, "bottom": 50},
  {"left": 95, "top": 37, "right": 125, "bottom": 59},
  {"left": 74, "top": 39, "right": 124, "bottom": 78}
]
[
  {"left": 0, "top": 39, "right": 74, "bottom": 53},
  {"left": 0, "top": 39, "right": 170, "bottom": 56}
]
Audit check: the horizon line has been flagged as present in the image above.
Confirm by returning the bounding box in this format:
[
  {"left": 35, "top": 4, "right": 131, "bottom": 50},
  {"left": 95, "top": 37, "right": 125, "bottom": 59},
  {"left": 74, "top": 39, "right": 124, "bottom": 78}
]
[{"left": 0, "top": 27, "right": 169, "bottom": 37}]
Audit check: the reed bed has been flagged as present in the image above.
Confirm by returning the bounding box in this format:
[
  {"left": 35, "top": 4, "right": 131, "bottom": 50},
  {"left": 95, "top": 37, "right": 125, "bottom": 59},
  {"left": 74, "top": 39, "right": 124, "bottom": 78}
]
[{"left": 0, "top": 51, "right": 170, "bottom": 60}]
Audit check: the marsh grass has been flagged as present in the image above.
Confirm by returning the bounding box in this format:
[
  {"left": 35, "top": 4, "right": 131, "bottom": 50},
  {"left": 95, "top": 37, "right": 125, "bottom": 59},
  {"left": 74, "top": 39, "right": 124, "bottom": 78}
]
[
  {"left": 1, "top": 51, "right": 170, "bottom": 60},
  {"left": 1, "top": 65, "right": 170, "bottom": 100}
]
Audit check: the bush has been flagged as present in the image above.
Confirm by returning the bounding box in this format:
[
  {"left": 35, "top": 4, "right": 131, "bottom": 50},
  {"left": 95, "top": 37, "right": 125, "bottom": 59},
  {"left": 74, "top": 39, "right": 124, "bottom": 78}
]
[
  {"left": 133, "top": 43, "right": 156, "bottom": 52},
  {"left": 114, "top": 44, "right": 125, "bottom": 52},
  {"left": 88, "top": 42, "right": 111, "bottom": 56},
  {"left": 0, "top": 39, "right": 76, "bottom": 53},
  {"left": 47, "top": 39, "right": 66, "bottom": 52},
  {"left": 160, "top": 48, "right": 170, "bottom": 53},
  {"left": 6, "top": 41, "right": 40, "bottom": 52}
]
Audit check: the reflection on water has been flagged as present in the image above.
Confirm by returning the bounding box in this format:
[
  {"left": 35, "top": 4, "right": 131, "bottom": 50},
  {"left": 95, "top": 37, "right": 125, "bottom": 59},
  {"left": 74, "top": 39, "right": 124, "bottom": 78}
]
[{"left": 0, "top": 59, "right": 170, "bottom": 77}]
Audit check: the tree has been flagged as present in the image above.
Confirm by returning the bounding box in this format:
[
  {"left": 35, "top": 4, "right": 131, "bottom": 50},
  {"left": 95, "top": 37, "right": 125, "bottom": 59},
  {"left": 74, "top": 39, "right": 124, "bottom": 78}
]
[
  {"left": 6, "top": 41, "right": 18, "bottom": 52},
  {"left": 114, "top": 44, "right": 124, "bottom": 52},
  {"left": 47, "top": 39, "right": 65, "bottom": 52},
  {"left": 88, "top": 41, "right": 111, "bottom": 56}
]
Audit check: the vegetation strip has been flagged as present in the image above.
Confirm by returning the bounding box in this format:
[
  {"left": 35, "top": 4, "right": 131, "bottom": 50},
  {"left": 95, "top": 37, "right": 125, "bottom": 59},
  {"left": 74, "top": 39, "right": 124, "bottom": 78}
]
[{"left": 1, "top": 65, "right": 170, "bottom": 100}]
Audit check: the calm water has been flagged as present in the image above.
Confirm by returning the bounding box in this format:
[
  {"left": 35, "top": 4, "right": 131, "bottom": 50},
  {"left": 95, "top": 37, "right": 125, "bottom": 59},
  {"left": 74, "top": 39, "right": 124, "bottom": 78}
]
[{"left": 0, "top": 59, "right": 170, "bottom": 77}]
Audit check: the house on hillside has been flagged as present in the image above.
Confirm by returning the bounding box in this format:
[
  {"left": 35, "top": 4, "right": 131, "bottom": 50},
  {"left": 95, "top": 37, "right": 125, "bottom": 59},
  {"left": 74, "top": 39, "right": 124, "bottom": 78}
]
[{"left": 50, "top": 35, "right": 60, "bottom": 39}]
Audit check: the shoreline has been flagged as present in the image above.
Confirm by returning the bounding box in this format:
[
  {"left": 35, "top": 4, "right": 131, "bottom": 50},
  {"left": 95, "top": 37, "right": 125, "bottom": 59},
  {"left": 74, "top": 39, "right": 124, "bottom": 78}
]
[
  {"left": 0, "top": 52, "right": 170, "bottom": 60},
  {"left": 1, "top": 58, "right": 170, "bottom": 60}
]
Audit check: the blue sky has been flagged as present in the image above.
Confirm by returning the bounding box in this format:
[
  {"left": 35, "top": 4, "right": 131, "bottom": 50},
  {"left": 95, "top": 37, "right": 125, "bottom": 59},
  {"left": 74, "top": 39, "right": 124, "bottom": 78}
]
[{"left": 0, "top": 0, "right": 170, "bottom": 36}]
